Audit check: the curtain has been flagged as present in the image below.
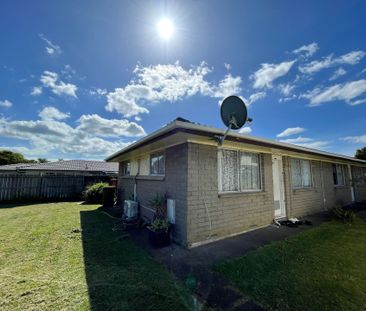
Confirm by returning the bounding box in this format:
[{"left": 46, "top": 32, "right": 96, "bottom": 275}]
[
  {"left": 301, "top": 160, "right": 311, "bottom": 187},
  {"left": 336, "top": 165, "right": 345, "bottom": 185},
  {"left": 291, "top": 159, "right": 302, "bottom": 188},
  {"left": 240, "top": 152, "right": 260, "bottom": 190},
  {"left": 221, "top": 150, "right": 238, "bottom": 191}
]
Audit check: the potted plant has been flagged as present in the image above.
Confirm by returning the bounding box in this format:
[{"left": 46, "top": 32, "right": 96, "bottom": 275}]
[
  {"left": 147, "top": 193, "right": 171, "bottom": 247},
  {"left": 147, "top": 218, "right": 171, "bottom": 248}
]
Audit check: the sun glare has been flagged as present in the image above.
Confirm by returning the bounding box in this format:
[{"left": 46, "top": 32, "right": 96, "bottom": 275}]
[{"left": 157, "top": 18, "right": 174, "bottom": 40}]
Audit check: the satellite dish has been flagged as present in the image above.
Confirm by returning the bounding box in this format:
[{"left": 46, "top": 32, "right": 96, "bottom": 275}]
[
  {"left": 220, "top": 95, "right": 248, "bottom": 130},
  {"left": 217, "top": 96, "right": 252, "bottom": 145}
]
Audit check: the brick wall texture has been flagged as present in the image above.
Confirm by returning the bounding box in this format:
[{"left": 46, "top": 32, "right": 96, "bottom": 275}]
[
  {"left": 118, "top": 144, "right": 188, "bottom": 245},
  {"left": 117, "top": 141, "right": 366, "bottom": 247}
]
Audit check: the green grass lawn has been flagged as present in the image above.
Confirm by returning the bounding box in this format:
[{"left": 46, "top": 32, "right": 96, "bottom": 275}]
[
  {"left": 0, "top": 202, "right": 192, "bottom": 311},
  {"left": 215, "top": 218, "right": 366, "bottom": 311}
]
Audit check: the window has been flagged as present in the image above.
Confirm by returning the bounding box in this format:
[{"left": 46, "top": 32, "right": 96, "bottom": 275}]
[
  {"left": 121, "top": 160, "right": 130, "bottom": 176},
  {"left": 219, "top": 149, "right": 262, "bottom": 192},
  {"left": 291, "top": 158, "right": 312, "bottom": 188},
  {"left": 332, "top": 164, "right": 345, "bottom": 186},
  {"left": 150, "top": 152, "right": 165, "bottom": 175},
  {"left": 352, "top": 166, "right": 364, "bottom": 185}
]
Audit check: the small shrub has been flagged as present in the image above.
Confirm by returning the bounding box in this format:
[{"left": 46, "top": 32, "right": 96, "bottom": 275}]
[
  {"left": 331, "top": 205, "right": 356, "bottom": 224},
  {"left": 149, "top": 193, "right": 166, "bottom": 219},
  {"left": 148, "top": 218, "right": 170, "bottom": 232},
  {"left": 83, "top": 182, "right": 108, "bottom": 204}
]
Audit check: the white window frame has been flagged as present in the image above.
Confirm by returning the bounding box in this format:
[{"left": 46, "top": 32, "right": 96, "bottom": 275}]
[
  {"left": 218, "top": 149, "right": 263, "bottom": 193},
  {"left": 333, "top": 164, "right": 346, "bottom": 186},
  {"left": 150, "top": 152, "right": 165, "bottom": 176},
  {"left": 290, "top": 158, "right": 313, "bottom": 189}
]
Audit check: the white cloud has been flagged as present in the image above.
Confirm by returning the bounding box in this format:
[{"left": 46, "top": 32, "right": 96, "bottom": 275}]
[
  {"left": 238, "top": 127, "right": 252, "bottom": 134},
  {"left": 38, "top": 106, "right": 70, "bottom": 121},
  {"left": 348, "top": 98, "right": 366, "bottom": 106},
  {"left": 89, "top": 87, "right": 107, "bottom": 97},
  {"left": 299, "top": 50, "right": 366, "bottom": 74},
  {"left": 248, "top": 92, "right": 266, "bottom": 105},
  {"left": 277, "top": 127, "right": 306, "bottom": 138},
  {"left": 278, "top": 83, "right": 295, "bottom": 96},
  {"left": 340, "top": 135, "right": 366, "bottom": 144},
  {"left": 76, "top": 114, "right": 146, "bottom": 137},
  {"left": 330, "top": 67, "right": 347, "bottom": 81},
  {"left": 0, "top": 112, "right": 143, "bottom": 159},
  {"left": 0, "top": 99, "right": 12, "bottom": 108},
  {"left": 293, "top": 42, "right": 319, "bottom": 57},
  {"left": 40, "top": 71, "right": 78, "bottom": 97},
  {"left": 31, "top": 86, "right": 42, "bottom": 96},
  {"left": 38, "top": 33, "right": 62, "bottom": 55},
  {"left": 251, "top": 60, "right": 296, "bottom": 89},
  {"left": 224, "top": 63, "right": 231, "bottom": 70},
  {"left": 135, "top": 116, "right": 142, "bottom": 122},
  {"left": 301, "top": 79, "right": 366, "bottom": 106},
  {"left": 211, "top": 74, "right": 242, "bottom": 98},
  {"left": 280, "top": 136, "right": 329, "bottom": 150},
  {"left": 106, "top": 62, "right": 243, "bottom": 117},
  {"left": 279, "top": 136, "right": 313, "bottom": 143}
]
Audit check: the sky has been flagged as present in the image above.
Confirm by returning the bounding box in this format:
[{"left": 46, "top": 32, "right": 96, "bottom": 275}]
[{"left": 1, "top": 0, "right": 366, "bottom": 161}]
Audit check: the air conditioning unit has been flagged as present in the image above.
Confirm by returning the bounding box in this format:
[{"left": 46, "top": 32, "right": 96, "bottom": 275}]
[{"left": 123, "top": 200, "right": 138, "bottom": 221}]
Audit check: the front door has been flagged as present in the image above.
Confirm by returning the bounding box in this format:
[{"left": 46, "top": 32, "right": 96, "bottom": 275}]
[{"left": 272, "top": 155, "right": 286, "bottom": 219}]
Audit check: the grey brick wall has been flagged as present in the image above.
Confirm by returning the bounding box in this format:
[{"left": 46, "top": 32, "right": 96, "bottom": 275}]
[
  {"left": 186, "top": 143, "right": 274, "bottom": 246},
  {"left": 117, "top": 143, "right": 188, "bottom": 245},
  {"left": 283, "top": 158, "right": 354, "bottom": 217},
  {"left": 117, "top": 140, "right": 365, "bottom": 248},
  {"left": 283, "top": 157, "right": 325, "bottom": 217}
]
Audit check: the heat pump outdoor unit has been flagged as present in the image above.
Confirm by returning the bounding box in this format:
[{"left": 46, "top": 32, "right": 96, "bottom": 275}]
[{"left": 123, "top": 200, "right": 138, "bottom": 221}]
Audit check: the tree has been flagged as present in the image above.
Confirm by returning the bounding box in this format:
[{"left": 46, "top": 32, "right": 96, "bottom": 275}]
[
  {"left": 355, "top": 147, "right": 366, "bottom": 160},
  {"left": 0, "top": 150, "right": 30, "bottom": 165},
  {"left": 37, "top": 158, "right": 49, "bottom": 163}
]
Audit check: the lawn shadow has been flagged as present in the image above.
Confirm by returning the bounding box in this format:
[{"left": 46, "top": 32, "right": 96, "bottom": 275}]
[{"left": 80, "top": 208, "right": 192, "bottom": 311}]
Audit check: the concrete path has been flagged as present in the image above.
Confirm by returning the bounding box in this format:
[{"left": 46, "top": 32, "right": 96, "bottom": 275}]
[{"left": 129, "top": 212, "right": 331, "bottom": 310}]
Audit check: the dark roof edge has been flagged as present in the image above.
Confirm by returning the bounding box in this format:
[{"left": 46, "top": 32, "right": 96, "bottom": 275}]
[{"left": 106, "top": 120, "right": 366, "bottom": 165}]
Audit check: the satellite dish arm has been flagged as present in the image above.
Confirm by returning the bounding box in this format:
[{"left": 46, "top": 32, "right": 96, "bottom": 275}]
[{"left": 218, "top": 114, "right": 237, "bottom": 146}]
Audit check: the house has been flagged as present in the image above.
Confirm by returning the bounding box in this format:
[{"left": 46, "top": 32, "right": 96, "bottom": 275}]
[
  {"left": 106, "top": 118, "right": 366, "bottom": 247},
  {"left": 0, "top": 160, "right": 119, "bottom": 202},
  {"left": 0, "top": 160, "right": 118, "bottom": 176}
]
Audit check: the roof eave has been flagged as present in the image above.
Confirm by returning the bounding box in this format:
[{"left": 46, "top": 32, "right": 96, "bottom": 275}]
[{"left": 105, "top": 120, "right": 366, "bottom": 165}]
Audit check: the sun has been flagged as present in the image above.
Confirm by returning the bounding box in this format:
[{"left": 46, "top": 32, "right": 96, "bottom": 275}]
[{"left": 157, "top": 18, "right": 174, "bottom": 40}]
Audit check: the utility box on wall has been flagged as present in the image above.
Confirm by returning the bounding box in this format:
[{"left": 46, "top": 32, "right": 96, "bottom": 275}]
[{"left": 167, "top": 199, "right": 175, "bottom": 224}]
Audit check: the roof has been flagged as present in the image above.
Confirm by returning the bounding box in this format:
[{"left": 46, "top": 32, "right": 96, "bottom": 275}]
[
  {"left": 106, "top": 118, "right": 366, "bottom": 165},
  {"left": 0, "top": 160, "right": 118, "bottom": 172}
]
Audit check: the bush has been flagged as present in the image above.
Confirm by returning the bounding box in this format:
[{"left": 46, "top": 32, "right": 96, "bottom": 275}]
[
  {"left": 83, "top": 182, "right": 108, "bottom": 204},
  {"left": 331, "top": 205, "right": 356, "bottom": 224}
]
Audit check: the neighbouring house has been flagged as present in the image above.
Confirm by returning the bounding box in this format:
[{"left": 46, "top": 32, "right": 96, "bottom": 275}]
[
  {"left": 106, "top": 118, "right": 366, "bottom": 247},
  {"left": 0, "top": 160, "right": 118, "bottom": 202},
  {"left": 0, "top": 160, "right": 118, "bottom": 176}
]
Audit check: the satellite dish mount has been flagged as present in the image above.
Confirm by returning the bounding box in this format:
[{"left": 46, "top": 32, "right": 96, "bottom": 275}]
[{"left": 217, "top": 95, "right": 252, "bottom": 145}]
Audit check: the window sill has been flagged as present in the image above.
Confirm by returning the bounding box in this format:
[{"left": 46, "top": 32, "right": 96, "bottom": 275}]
[
  {"left": 334, "top": 185, "right": 348, "bottom": 189},
  {"left": 218, "top": 190, "right": 265, "bottom": 198},
  {"left": 120, "top": 175, "right": 165, "bottom": 181},
  {"left": 292, "top": 187, "right": 315, "bottom": 193}
]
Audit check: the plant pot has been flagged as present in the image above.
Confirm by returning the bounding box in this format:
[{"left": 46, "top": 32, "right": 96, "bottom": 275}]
[{"left": 148, "top": 227, "right": 171, "bottom": 248}]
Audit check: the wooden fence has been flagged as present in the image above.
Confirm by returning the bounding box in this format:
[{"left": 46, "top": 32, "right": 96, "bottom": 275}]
[{"left": 0, "top": 174, "right": 113, "bottom": 202}]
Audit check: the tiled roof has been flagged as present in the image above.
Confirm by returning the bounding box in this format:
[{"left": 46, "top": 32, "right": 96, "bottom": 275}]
[{"left": 0, "top": 160, "right": 118, "bottom": 172}]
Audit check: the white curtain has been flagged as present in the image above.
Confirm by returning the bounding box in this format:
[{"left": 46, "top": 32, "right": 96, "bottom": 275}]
[
  {"left": 336, "top": 165, "right": 345, "bottom": 185},
  {"left": 240, "top": 152, "right": 260, "bottom": 190},
  {"left": 301, "top": 160, "right": 311, "bottom": 187},
  {"left": 220, "top": 150, "right": 238, "bottom": 191},
  {"left": 291, "top": 159, "right": 311, "bottom": 188},
  {"left": 291, "top": 159, "right": 302, "bottom": 188}
]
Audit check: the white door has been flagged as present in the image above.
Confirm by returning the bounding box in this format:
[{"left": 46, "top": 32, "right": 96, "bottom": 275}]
[{"left": 272, "top": 155, "right": 286, "bottom": 219}]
